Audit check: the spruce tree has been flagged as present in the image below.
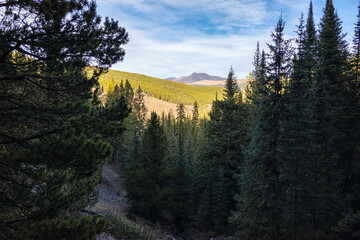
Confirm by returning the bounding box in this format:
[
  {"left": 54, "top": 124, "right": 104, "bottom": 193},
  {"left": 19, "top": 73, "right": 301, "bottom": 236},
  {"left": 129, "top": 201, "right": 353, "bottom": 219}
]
[
  {"left": 124, "top": 79, "right": 134, "bottom": 104},
  {"left": 132, "top": 86, "right": 148, "bottom": 134},
  {"left": 177, "top": 103, "right": 186, "bottom": 124},
  {"left": 200, "top": 67, "right": 250, "bottom": 232},
  {"left": 123, "top": 86, "right": 147, "bottom": 170},
  {"left": 312, "top": 0, "right": 349, "bottom": 233},
  {"left": 125, "top": 112, "right": 180, "bottom": 220},
  {"left": 333, "top": 3, "right": 360, "bottom": 238},
  {"left": 211, "top": 167, "right": 229, "bottom": 232},
  {"left": 265, "top": 15, "right": 292, "bottom": 239},
  {"left": 192, "top": 101, "right": 199, "bottom": 122},
  {"left": 224, "top": 66, "right": 238, "bottom": 99},
  {"left": 245, "top": 42, "right": 262, "bottom": 105},
  {"left": 280, "top": 13, "right": 318, "bottom": 239},
  {"left": 232, "top": 16, "right": 292, "bottom": 240},
  {"left": 304, "top": 0, "right": 318, "bottom": 83}
]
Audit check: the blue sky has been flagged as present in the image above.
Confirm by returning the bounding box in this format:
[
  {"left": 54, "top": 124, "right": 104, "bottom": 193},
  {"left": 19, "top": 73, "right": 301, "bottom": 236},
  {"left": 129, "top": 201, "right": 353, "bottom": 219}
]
[{"left": 97, "top": 0, "right": 358, "bottom": 79}]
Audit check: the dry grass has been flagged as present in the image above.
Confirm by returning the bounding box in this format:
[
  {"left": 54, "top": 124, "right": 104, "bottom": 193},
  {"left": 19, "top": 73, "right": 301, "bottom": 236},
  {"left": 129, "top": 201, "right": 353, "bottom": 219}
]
[{"left": 143, "top": 94, "right": 212, "bottom": 118}]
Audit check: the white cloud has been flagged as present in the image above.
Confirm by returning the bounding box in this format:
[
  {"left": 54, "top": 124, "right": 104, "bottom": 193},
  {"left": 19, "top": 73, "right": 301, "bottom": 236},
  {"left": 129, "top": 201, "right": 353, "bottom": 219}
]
[{"left": 111, "top": 25, "right": 272, "bottom": 79}]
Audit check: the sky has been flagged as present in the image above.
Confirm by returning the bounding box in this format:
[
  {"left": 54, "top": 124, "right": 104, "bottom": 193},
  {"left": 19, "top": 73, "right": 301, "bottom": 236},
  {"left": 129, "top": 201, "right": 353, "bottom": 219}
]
[{"left": 97, "top": 0, "right": 358, "bottom": 79}]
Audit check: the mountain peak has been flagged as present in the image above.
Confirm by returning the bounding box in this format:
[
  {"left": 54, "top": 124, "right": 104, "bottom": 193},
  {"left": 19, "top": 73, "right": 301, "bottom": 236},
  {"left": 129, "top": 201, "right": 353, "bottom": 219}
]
[{"left": 167, "top": 72, "right": 226, "bottom": 84}]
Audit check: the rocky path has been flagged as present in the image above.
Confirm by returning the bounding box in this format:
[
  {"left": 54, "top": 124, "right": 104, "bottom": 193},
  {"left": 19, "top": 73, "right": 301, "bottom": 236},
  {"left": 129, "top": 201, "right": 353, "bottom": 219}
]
[{"left": 91, "top": 163, "right": 129, "bottom": 217}]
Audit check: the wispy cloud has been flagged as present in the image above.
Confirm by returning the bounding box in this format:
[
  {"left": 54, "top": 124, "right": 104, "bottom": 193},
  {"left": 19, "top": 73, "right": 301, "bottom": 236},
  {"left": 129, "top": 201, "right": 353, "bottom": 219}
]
[{"left": 110, "top": 25, "right": 272, "bottom": 79}]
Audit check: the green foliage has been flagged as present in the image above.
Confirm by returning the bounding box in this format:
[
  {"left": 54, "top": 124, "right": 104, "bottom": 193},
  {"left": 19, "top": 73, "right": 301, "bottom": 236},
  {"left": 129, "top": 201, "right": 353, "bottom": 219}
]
[
  {"left": 125, "top": 112, "right": 181, "bottom": 220},
  {"left": 232, "top": 1, "right": 360, "bottom": 239},
  {"left": 279, "top": 12, "right": 319, "bottom": 239},
  {"left": 177, "top": 103, "right": 186, "bottom": 124},
  {"left": 245, "top": 44, "right": 266, "bottom": 107},
  {"left": 199, "top": 67, "right": 251, "bottom": 232},
  {"left": 223, "top": 67, "right": 238, "bottom": 99},
  {"left": 0, "top": 0, "right": 129, "bottom": 238},
  {"left": 192, "top": 101, "right": 200, "bottom": 121},
  {"left": 308, "top": 0, "right": 353, "bottom": 234},
  {"left": 232, "top": 15, "right": 292, "bottom": 240}
]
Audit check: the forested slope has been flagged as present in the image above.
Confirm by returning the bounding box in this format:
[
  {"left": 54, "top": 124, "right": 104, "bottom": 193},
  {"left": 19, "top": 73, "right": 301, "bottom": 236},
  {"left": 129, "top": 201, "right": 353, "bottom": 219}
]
[{"left": 98, "top": 69, "right": 224, "bottom": 106}]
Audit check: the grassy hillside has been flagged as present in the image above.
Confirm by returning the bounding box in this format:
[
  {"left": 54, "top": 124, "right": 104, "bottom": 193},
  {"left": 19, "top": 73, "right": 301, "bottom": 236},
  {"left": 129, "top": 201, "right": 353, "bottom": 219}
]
[
  {"left": 142, "top": 94, "right": 212, "bottom": 119},
  {"left": 98, "top": 69, "right": 224, "bottom": 107}
]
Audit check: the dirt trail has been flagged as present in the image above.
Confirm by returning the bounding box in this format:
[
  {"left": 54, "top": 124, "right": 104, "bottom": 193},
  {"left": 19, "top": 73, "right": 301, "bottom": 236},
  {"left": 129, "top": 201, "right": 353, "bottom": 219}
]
[{"left": 90, "top": 163, "right": 129, "bottom": 217}]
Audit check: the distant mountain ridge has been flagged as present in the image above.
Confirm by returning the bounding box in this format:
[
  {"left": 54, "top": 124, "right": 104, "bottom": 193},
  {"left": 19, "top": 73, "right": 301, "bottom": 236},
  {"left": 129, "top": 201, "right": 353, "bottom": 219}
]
[{"left": 166, "top": 72, "right": 226, "bottom": 84}]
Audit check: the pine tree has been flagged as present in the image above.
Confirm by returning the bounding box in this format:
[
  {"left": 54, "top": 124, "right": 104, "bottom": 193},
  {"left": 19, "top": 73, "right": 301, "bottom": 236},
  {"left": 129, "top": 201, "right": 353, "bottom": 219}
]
[{"left": 0, "top": 0, "right": 129, "bottom": 238}]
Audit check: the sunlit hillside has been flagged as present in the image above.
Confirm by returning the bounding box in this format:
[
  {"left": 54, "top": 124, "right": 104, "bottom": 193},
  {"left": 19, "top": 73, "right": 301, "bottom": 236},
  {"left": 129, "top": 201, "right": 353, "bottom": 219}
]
[{"left": 98, "top": 69, "right": 224, "bottom": 108}]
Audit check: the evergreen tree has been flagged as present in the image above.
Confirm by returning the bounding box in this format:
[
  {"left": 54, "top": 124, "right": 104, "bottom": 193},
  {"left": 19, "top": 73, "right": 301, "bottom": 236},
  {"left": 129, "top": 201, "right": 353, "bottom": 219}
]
[
  {"left": 177, "top": 103, "right": 186, "bottom": 124},
  {"left": 310, "top": 0, "right": 350, "bottom": 233},
  {"left": 120, "top": 79, "right": 125, "bottom": 95},
  {"left": 192, "top": 101, "right": 199, "bottom": 122},
  {"left": 232, "top": 16, "right": 292, "bottom": 240},
  {"left": 333, "top": 3, "right": 360, "bottom": 238},
  {"left": 303, "top": 0, "right": 318, "bottom": 83},
  {"left": 0, "top": 0, "right": 129, "bottom": 238},
  {"left": 132, "top": 86, "right": 148, "bottom": 134},
  {"left": 173, "top": 128, "right": 197, "bottom": 222},
  {"left": 245, "top": 42, "right": 262, "bottom": 105},
  {"left": 125, "top": 112, "right": 180, "bottom": 220},
  {"left": 200, "top": 67, "right": 250, "bottom": 231},
  {"left": 211, "top": 167, "right": 229, "bottom": 232},
  {"left": 113, "top": 84, "right": 121, "bottom": 99},
  {"left": 265, "top": 15, "right": 292, "bottom": 239},
  {"left": 224, "top": 66, "right": 238, "bottom": 99},
  {"left": 183, "top": 134, "right": 198, "bottom": 213},
  {"left": 280, "top": 13, "right": 318, "bottom": 239},
  {"left": 124, "top": 79, "right": 134, "bottom": 104}
]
